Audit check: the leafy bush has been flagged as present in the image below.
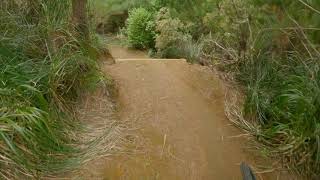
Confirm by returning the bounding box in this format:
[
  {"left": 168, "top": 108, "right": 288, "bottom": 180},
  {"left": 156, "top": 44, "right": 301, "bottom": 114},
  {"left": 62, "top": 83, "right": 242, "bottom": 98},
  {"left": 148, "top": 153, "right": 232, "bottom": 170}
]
[
  {"left": 126, "top": 8, "right": 156, "bottom": 49},
  {"left": 154, "top": 8, "right": 193, "bottom": 59}
]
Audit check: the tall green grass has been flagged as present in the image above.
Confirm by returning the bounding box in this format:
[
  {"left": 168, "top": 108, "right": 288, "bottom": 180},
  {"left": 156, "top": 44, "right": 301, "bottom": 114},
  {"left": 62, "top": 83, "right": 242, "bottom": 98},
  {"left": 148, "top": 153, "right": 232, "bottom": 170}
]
[
  {"left": 233, "top": 1, "right": 320, "bottom": 176},
  {"left": 238, "top": 49, "right": 320, "bottom": 176},
  {"left": 0, "top": 0, "right": 102, "bottom": 178}
]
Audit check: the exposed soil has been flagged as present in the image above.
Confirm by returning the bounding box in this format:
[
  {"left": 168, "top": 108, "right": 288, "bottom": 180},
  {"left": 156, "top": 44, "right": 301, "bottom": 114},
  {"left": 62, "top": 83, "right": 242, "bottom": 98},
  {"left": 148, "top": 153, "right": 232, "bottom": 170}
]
[
  {"left": 70, "top": 45, "right": 295, "bottom": 180},
  {"left": 108, "top": 45, "right": 149, "bottom": 59},
  {"left": 99, "top": 46, "right": 293, "bottom": 180}
]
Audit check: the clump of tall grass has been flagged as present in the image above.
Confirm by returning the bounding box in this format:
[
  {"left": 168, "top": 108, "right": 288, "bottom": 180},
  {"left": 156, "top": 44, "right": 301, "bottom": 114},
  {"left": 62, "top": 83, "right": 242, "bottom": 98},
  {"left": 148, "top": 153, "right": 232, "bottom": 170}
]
[
  {"left": 238, "top": 49, "right": 320, "bottom": 173},
  {"left": 192, "top": 0, "right": 320, "bottom": 177},
  {"left": 0, "top": 0, "right": 103, "bottom": 178}
]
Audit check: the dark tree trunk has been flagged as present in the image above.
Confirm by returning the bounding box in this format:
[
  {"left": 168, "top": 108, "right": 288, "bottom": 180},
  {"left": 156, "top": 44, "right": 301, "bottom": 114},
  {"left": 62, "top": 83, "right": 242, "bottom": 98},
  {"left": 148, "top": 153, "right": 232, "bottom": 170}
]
[{"left": 72, "top": 0, "right": 89, "bottom": 40}]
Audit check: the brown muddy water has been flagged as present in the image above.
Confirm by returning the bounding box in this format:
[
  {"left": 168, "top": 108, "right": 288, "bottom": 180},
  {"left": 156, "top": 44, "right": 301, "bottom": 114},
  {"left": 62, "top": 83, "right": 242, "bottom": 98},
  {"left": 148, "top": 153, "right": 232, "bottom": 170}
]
[{"left": 71, "top": 45, "right": 296, "bottom": 180}]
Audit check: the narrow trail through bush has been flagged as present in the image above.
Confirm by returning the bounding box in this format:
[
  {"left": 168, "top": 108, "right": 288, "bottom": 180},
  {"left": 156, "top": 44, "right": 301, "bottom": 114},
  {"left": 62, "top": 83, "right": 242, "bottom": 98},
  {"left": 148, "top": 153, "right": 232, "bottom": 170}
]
[{"left": 79, "top": 45, "right": 294, "bottom": 180}]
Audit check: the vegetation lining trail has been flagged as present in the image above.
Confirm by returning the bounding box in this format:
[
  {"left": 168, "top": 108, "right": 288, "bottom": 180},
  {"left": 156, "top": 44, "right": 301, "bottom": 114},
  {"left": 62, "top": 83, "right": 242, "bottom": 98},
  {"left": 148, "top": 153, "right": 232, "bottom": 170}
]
[{"left": 98, "top": 46, "right": 293, "bottom": 179}]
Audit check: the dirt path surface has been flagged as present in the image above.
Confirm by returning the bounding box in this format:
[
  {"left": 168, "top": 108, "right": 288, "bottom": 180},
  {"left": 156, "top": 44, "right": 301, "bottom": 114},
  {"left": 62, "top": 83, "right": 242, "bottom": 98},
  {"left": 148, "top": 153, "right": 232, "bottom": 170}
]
[
  {"left": 108, "top": 45, "right": 149, "bottom": 59},
  {"left": 92, "top": 46, "right": 293, "bottom": 180}
]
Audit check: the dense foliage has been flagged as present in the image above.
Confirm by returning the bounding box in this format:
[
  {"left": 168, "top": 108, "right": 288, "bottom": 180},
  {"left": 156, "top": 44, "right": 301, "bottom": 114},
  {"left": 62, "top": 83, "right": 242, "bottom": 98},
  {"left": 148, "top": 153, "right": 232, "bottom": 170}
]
[
  {"left": 0, "top": 0, "right": 102, "bottom": 178},
  {"left": 154, "top": 8, "right": 192, "bottom": 58},
  {"left": 126, "top": 8, "right": 155, "bottom": 49}
]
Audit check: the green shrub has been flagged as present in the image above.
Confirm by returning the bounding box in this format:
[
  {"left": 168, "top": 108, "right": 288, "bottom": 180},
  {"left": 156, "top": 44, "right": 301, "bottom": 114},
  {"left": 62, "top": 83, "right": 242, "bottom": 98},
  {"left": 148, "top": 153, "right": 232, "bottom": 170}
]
[
  {"left": 126, "top": 8, "right": 155, "bottom": 49},
  {"left": 155, "top": 8, "right": 192, "bottom": 59}
]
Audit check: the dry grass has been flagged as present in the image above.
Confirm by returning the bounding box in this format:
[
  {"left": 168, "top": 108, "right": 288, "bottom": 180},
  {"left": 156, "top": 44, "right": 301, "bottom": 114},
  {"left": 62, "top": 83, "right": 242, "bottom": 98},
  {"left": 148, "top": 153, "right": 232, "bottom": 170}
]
[
  {"left": 218, "top": 70, "right": 303, "bottom": 179},
  {"left": 50, "top": 83, "right": 125, "bottom": 179},
  {"left": 222, "top": 80, "right": 259, "bottom": 134}
]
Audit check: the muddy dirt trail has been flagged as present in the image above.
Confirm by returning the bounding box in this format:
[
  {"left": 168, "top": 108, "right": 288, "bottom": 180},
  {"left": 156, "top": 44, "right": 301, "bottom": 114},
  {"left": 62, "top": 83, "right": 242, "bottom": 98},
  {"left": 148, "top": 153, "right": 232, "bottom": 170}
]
[{"left": 94, "top": 45, "right": 292, "bottom": 180}]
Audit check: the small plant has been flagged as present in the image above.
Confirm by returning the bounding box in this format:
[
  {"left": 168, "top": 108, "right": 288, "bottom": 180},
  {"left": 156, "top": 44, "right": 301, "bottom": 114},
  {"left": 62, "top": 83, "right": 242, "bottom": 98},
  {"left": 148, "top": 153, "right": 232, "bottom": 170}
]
[{"left": 126, "top": 7, "right": 156, "bottom": 49}]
